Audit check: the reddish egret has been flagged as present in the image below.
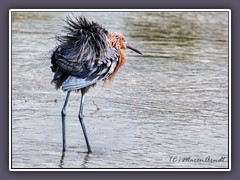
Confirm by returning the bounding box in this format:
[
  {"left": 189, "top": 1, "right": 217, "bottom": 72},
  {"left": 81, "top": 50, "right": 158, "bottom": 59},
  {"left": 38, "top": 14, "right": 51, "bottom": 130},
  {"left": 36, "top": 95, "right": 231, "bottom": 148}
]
[{"left": 50, "top": 16, "right": 142, "bottom": 153}]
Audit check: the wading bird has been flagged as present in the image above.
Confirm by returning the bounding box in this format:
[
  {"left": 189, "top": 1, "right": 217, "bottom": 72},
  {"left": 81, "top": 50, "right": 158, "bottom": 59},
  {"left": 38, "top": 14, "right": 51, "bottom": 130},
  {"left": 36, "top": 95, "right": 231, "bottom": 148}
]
[{"left": 50, "top": 16, "right": 142, "bottom": 153}]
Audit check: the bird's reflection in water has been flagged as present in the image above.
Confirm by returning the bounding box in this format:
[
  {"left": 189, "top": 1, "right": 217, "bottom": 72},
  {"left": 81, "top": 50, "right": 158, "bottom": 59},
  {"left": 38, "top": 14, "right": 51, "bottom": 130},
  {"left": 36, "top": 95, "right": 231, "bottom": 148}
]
[
  {"left": 80, "top": 152, "right": 90, "bottom": 168},
  {"left": 59, "top": 151, "right": 65, "bottom": 168},
  {"left": 59, "top": 150, "right": 91, "bottom": 168}
]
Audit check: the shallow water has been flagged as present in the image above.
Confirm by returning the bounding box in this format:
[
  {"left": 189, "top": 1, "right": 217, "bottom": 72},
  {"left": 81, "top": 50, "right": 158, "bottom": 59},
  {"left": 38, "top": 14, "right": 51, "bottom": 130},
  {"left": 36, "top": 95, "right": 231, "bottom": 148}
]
[{"left": 11, "top": 11, "right": 229, "bottom": 169}]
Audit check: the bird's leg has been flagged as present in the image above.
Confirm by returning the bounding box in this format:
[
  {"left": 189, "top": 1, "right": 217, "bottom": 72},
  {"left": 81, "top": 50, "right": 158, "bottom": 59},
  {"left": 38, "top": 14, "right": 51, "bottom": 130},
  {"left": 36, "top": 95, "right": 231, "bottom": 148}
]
[
  {"left": 61, "top": 91, "right": 71, "bottom": 152},
  {"left": 78, "top": 90, "right": 92, "bottom": 153}
]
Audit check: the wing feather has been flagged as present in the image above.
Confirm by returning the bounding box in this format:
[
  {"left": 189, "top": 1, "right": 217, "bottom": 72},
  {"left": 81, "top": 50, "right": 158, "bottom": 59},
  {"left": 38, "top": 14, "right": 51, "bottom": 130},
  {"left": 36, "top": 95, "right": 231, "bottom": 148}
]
[{"left": 61, "top": 48, "right": 119, "bottom": 91}]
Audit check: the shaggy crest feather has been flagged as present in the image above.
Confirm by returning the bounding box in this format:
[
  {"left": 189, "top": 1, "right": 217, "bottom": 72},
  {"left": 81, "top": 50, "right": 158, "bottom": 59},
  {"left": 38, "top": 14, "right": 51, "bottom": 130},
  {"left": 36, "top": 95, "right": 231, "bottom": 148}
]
[
  {"left": 51, "top": 16, "right": 110, "bottom": 89},
  {"left": 59, "top": 16, "right": 109, "bottom": 58}
]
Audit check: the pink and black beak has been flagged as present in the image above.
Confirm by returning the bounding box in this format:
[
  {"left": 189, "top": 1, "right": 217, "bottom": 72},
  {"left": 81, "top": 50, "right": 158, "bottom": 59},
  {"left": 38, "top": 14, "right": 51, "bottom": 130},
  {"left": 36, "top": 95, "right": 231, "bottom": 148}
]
[{"left": 126, "top": 43, "right": 143, "bottom": 55}]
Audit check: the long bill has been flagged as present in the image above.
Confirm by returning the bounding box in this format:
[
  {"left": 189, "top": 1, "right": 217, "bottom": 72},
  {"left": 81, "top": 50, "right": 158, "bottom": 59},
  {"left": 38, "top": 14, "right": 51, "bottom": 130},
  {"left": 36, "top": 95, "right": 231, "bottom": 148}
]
[{"left": 126, "top": 43, "right": 143, "bottom": 55}]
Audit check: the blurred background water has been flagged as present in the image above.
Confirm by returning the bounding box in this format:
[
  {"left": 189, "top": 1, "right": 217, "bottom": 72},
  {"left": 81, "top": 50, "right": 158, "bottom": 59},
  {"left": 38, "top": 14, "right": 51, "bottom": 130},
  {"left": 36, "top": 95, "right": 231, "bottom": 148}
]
[{"left": 11, "top": 11, "right": 229, "bottom": 169}]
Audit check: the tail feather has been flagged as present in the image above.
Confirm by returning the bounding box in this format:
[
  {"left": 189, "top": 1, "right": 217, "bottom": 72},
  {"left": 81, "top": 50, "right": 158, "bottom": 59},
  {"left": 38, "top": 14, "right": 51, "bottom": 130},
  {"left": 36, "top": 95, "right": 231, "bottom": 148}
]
[
  {"left": 50, "top": 47, "right": 69, "bottom": 89},
  {"left": 51, "top": 73, "right": 69, "bottom": 89}
]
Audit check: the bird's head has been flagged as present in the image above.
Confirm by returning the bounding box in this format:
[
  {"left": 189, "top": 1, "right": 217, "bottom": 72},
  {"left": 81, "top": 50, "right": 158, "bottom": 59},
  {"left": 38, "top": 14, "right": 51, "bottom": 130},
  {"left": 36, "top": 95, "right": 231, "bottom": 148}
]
[{"left": 108, "top": 32, "right": 142, "bottom": 55}]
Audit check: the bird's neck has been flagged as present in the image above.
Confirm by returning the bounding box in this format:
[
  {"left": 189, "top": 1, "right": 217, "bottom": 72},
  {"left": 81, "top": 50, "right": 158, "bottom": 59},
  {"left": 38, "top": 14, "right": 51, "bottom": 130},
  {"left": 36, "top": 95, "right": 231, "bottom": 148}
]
[
  {"left": 117, "top": 49, "right": 126, "bottom": 70},
  {"left": 108, "top": 49, "right": 126, "bottom": 82}
]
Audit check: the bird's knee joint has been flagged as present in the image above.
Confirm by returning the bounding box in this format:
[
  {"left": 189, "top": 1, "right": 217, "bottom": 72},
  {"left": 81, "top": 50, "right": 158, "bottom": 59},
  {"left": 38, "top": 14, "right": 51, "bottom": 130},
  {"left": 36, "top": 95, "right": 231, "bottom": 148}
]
[
  {"left": 61, "top": 109, "right": 66, "bottom": 116},
  {"left": 78, "top": 113, "right": 83, "bottom": 120}
]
